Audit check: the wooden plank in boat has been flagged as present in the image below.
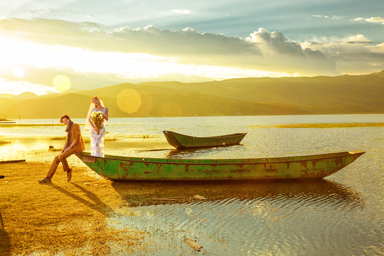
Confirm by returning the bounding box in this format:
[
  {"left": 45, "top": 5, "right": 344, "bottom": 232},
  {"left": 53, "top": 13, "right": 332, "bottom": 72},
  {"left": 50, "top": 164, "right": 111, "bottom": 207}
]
[{"left": 83, "top": 155, "right": 96, "bottom": 163}]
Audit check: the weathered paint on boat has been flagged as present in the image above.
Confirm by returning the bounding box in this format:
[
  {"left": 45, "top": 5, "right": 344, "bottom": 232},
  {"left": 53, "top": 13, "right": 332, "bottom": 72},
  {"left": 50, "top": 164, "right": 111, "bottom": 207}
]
[
  {"left": 163, "top": 130, "right": 247, "bottom": 149},
  {"left": 76, "top": 150, "right": 365, "bottom": 181}
]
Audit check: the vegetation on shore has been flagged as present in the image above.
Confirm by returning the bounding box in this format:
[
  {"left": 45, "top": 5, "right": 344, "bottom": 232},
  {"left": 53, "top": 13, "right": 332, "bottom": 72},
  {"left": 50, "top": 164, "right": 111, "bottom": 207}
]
[
  {"left": 0, "top": 124, "right": 64, "bottom": 127},
  {"left": 0, "top": 140, "right": 10, "bottom": 146},
  {"left": 249, "top": 123, "right": 384, "bottom": 129},
  {"left": 0, "top": 136, "right": 10, "bottom": 145}
]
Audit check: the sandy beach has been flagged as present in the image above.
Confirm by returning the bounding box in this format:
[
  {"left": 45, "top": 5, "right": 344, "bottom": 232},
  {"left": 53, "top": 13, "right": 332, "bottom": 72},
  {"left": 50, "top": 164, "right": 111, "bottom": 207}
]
[{"left": 0, "top": 161, "right": 150, "bottom": 255}]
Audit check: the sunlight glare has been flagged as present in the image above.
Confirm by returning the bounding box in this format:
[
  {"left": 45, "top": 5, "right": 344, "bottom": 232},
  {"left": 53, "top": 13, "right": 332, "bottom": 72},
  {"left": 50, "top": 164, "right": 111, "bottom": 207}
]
[{"left": 13, "top": 67, "right": 26, "bottom": 78}]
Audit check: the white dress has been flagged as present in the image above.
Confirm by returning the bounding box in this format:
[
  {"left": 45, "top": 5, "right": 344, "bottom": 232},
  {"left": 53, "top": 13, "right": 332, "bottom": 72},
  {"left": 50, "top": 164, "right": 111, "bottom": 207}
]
[{"left": 91, "top": 108, "right": 106, "bottom": 157}]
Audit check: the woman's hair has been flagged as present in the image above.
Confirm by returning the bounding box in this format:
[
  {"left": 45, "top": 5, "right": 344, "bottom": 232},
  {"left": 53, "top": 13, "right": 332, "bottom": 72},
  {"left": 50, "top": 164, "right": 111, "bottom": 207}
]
[
  {"left": 60, "top": 115, "right": 70, "bottom": 123},
  {"left": 92, "top": 96, "right": 100, "bottom": 102}
]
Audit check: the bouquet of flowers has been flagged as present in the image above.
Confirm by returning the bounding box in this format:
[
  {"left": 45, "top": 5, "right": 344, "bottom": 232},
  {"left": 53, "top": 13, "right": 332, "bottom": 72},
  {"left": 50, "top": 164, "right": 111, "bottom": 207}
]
[{"left": 91, "top": 111, "right": 104, "bottom": 135}]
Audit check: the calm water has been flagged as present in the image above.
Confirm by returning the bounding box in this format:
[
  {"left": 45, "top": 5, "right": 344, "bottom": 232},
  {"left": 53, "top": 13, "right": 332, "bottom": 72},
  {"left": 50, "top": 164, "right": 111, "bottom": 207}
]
[{"left": 1, "top": 114, "right": 384, "bottom": 255}]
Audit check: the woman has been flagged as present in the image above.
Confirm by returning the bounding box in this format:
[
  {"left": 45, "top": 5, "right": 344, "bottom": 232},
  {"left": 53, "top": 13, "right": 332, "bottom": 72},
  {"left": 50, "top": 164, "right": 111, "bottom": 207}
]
[{"left": 88, "top": 96, "right": 108, "bottom": 157}]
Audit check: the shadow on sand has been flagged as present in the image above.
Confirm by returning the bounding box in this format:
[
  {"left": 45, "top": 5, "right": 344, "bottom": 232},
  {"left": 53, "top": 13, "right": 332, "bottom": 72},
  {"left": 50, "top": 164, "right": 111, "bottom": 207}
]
[
  {"left": 0, "top": 211, "right": 11, "bottom": 256},
  {"left": 49, "top": 183, "right": 115, "bottom": 217}
]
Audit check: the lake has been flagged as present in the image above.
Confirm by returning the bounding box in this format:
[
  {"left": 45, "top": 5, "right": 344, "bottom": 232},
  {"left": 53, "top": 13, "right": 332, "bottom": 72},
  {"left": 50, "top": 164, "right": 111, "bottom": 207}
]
[{"left": 1, "top": 114, "right": 384, "bottom": 255}]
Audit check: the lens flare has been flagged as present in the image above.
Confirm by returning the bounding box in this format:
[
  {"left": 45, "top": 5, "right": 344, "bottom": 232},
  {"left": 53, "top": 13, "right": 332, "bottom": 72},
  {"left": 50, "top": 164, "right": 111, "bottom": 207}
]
[
  {"left": 117, "top": 89, "right": 142, "bottom": 114},
  {"left": 117, "top": 89, "right": 153, "bottom": 116},
  {"left": 53, "top": 75, "right": 71, "bottom": 92}
]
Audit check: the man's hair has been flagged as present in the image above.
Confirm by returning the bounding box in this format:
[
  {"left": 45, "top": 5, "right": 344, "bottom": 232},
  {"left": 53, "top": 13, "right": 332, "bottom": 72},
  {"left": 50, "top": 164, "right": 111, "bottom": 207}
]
[{"left": 60, "top": 115, "right": 70, "bottom": 123}]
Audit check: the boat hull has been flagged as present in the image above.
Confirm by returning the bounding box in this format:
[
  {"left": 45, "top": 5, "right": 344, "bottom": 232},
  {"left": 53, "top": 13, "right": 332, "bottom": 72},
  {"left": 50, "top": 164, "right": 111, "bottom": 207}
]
[
  {"left": 76, "top": 150, "right": 365, "bottom": 181},
  {"left": 163, "top": 130, "right": 247, "bottom": 149}
]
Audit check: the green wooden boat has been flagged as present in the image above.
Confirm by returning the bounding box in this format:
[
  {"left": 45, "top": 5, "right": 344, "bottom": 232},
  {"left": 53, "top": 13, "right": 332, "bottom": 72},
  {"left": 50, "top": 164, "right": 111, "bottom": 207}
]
[
  {"left": 76, "top": 150, "right": 365, "bottom": 181},
  {"left": 163, "top": 130, "right": 247, "bottom": 149}
]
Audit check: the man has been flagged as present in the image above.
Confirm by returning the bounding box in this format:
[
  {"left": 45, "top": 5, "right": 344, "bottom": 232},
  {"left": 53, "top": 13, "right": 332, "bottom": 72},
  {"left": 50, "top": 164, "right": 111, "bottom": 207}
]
[{"left": 39, "top": 115, "right": 85, "bottom": 183}]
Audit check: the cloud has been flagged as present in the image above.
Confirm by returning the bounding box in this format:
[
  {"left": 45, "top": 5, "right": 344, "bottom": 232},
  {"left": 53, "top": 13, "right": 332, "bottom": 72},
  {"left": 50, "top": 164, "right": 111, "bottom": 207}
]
[
  {"left": 0, "top": 17, "right": 366, "bottom": 81},
  {"left": 301, "top": 34, "right": 384, "bottom": 74},
  {"left": 353, "top": 17, "right": 384, "bottom": 25},
  {"left": 331, "top": 15, "right": 343, "bottom": 20},
  {"left": 313, "top": 15, "right": 329, "bottom": 19},
  {"left": 0, "top": 76, "right": 58, "bottom": 95},
  {"left": 247, "top": 28, "right": 305, "bottom": 56},
  {"left": 365, "top": 17, "right": 384, "bottom": 25},
  {"left": 1, "top": 17, "right": 384, "bottom": 89},
  {"left": 245, "top": 28, "right": 335, "bottom": 74},
  {"left": 313, "top": 15, "right": 343, "bottom": 20}
]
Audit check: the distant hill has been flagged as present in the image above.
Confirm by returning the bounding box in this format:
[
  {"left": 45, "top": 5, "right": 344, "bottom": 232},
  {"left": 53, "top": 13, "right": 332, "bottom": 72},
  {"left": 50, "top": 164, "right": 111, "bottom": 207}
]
[
  {"left": 2, "top": 71, "right": 384, "bottom": 119},
  {"left": 12, "top": 92, "right": 38, "bottom": 100},
  {"left": 0, "top": 93, "right": 16, "bottom": 99},
  {"left": 40, "top": 87, "right": 85, "bottom": 99}
]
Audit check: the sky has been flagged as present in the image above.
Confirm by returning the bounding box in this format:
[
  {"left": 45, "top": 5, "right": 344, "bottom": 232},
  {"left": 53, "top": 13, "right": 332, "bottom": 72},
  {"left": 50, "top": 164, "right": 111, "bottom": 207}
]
[{"left": 0, "top": 0, "right": 383, "bottom": 95}]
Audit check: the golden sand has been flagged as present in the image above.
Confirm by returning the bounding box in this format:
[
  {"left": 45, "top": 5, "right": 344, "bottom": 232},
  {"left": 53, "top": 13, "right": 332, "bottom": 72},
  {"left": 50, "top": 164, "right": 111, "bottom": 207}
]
[{"left": 0, "top": 162, "right": 146, "bottom": 255}]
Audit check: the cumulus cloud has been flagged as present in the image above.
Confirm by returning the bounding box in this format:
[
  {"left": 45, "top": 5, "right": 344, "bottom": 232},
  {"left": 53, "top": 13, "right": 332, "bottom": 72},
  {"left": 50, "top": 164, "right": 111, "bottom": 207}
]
[
  {"left": 245, "top": 28, "right": 335, "bottom": 74},
  {"left": 301, "top": 34, "right": 384, "bottom": 74}
]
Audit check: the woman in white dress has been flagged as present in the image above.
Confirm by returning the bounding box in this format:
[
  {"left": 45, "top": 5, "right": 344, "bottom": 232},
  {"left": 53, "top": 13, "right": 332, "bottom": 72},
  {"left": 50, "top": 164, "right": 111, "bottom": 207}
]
[{"left": 88, "top": 96, "right": 108, "bottom": 157}]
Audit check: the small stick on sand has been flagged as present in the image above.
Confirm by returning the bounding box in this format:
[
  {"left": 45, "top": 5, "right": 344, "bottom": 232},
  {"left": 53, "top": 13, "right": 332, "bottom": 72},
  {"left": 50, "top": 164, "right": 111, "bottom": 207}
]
[
  {"left": 151, "top": 197, "right": 188, "bottom": 201},
  {"left": 184, "top": 238, "right": 203, "bottom": 251},
  {"left": 0, "top": 159, "right": 26, "bottom": 164},
  {"left": 194, "top": 195, "right": 207, "bottom": 200},
  {"left": 151, "top": 198, "right": 179, "bottom": 201}
]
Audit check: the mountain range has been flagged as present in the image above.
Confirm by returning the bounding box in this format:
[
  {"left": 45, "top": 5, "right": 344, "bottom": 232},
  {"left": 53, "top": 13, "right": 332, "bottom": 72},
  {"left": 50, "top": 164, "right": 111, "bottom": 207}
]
[{"left": 1, "top": 71, "right": 384, "bottom": 119}]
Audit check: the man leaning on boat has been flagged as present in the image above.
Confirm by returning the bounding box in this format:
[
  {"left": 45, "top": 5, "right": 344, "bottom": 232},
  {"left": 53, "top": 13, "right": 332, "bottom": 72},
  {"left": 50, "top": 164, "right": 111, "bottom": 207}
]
[{"left": 39, "top": 115, "right": 85, "bottom": 183}]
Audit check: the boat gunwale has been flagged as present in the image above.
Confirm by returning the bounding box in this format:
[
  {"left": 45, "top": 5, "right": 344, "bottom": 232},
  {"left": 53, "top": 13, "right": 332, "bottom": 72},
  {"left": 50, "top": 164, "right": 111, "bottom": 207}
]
[
  {"left": 78, "top": 151, "right": 365, "bottom": 166},
  {"left": 163, "top": 130, "right": 247, "bottom": 140}
]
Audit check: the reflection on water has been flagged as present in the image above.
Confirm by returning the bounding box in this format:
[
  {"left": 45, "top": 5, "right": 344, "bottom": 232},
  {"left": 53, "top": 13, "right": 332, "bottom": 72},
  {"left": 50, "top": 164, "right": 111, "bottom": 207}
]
[
  {"left": 109, "top": 179, "right": 367, "bottom": 255},
  {"left": 166, "top": 145, "right": 244, "bottom": 159}
]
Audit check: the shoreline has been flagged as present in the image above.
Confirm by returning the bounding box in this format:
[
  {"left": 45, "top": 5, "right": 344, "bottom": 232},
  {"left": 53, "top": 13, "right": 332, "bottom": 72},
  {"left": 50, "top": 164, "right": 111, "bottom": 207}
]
[{"left": 2, "top": 122, "right": 384, "bottom": 128}]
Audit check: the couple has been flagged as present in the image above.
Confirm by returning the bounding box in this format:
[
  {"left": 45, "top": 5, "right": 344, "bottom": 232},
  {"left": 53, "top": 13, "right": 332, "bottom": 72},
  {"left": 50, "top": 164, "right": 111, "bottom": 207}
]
[{"left": 38, "top": 96, "right": 108, "bottom": 183}]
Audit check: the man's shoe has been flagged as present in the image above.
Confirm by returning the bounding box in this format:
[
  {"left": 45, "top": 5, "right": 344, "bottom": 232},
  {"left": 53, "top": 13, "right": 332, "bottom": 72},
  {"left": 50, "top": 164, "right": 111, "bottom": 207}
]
[
  {"left": 38, "top": 177, "right": 51, "bottom": 183},
  {"left": 67, "top": 169, "right": 72, "bottom": 182}
]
